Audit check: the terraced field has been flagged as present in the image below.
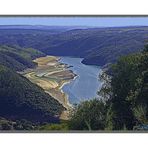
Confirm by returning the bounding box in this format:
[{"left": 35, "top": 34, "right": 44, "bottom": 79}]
[{"left": 22, "top": 56, "right": 76, "bottom": 119}]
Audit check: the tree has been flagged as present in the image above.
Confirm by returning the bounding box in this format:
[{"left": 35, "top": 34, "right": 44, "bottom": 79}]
[
  {"left": 104, "top": 45, "right": 148, "bottom": 130},
  {"left": 69, "top": 99, "right": 106, "bottom": 130}
]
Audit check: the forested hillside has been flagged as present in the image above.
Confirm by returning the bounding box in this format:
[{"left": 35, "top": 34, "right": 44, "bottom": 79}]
[
  {"left": 0, "top": 65, "right": 64, "bottom": 124},
  {"left": 0, "top": 43, "right": 65, "bottom": 128},
  {"left": 0, "top": 26, "right": 148, "bottom": 66},
  {"left": 0, "top": 45, "right": 45, "bottom": 71}
]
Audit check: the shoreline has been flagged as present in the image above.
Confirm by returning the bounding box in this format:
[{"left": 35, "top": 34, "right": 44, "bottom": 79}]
[
  {"left": 22, "top": 55, "right": 77, "bottom": 120},
  {"left": 59, "top": 73, "right": 78, "bottom": 106}
]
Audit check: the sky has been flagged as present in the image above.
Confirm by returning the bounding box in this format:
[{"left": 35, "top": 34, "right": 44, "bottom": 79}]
[{"left": 0, "top": 17, "right": 148, "bottom": 27}]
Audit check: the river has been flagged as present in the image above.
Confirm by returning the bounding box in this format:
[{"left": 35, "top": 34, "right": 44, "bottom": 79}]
[{"left": 59, "top": 57, "right": 103, "bottom": 104}]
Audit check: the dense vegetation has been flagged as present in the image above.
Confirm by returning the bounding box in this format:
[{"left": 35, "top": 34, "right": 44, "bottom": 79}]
[
  {"left": 69, "top": 100, "right": 106, "bottom": 130},
  {"left": 105, "top": 45, "right": 148, "bottom": 130},
  {"left": 67, "top": 45, "right": 148, "bottom": 130},
  {"left": 0, "top": 65, "right": 64, "bottom": 125},
  {"left": 0, "top": 117, "right": 36, "bottom": 130},
  {"left": 0, "top": 26, "right": 148, "bottom": 66},
  {"left": 38, "top": 120, "right": 69, "bottom": 131}
]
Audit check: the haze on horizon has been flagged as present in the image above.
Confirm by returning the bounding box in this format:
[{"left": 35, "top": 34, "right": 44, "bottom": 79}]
[{"left": 0, "top": 17, "right": 148, "bottom": 27}]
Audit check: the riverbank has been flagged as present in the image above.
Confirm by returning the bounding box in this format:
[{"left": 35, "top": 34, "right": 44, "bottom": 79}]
[
  {"left": 22, "top": 56, "right": 76, "bottom": 120},
  {"left": 59, "top": 57, "right": 102, "bottom": 104}
]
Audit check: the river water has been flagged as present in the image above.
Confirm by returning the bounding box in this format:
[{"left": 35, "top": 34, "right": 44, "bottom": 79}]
[{"left": 59, "top": 57, "right": 102, "bottom": 104}]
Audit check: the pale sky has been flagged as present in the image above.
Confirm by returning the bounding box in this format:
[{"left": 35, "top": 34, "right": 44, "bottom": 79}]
[{"left": 0, "top": 17, "right": 148, "bottom": 27}]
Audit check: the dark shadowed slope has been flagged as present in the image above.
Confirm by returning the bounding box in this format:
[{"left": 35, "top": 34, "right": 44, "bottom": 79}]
[{"left": 0, "top": 65, "right": 64, "bottom": 123}]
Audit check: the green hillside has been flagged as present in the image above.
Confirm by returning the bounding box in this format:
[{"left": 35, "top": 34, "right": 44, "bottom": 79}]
[
  {"left": 0, "top": 45, "right": 45, "bottom": 71},
  {"left": 0, "top": 65, "right": 64, "bottom": 123}
]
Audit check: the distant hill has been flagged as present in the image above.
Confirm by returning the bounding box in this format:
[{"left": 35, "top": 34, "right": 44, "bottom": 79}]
[
  {"left": 0, "top": 65, "right": 64, "bottom": 123},
  {"left": 40, "top": 26, "right": 148, "bottom": 66},
  {"left": 0, "top": 26, "right": 148, "bottom": 66},
  {"left": 0, "top": 25, "right": 90, "bottom": 34}
]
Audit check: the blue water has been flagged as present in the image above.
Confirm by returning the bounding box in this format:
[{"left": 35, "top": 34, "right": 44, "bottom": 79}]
[{"left": 60, "top": 57, "right": 102, "bottom": 104}]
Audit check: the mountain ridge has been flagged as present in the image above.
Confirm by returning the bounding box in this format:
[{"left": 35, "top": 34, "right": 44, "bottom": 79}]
[{"left": 0, "top": 26, "right": 147, "bottom": 66}]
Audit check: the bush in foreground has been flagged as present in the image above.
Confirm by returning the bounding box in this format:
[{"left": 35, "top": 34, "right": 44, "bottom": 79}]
[{"left": 69, "top": 99, "right": 106, "bottom": 130}]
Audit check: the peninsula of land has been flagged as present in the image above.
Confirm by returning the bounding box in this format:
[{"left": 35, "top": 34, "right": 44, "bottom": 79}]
[{"left": 22, "top": 56, "right": 76, "bottom": 119}]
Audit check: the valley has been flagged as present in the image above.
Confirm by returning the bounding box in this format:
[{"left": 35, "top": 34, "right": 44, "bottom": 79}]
[{"left": 0, "top": 22, "right": 147, "bottom": 131}]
